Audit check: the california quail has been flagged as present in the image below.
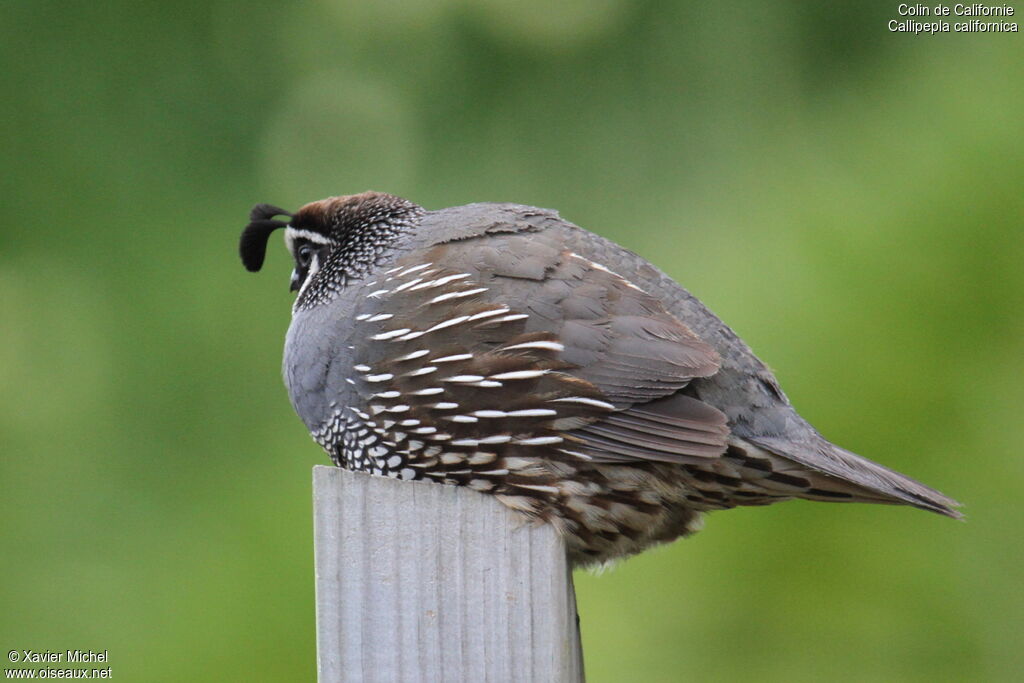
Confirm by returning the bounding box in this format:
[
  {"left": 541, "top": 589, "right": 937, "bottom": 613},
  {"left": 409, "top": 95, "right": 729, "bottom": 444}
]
[{"left": 240, "top": 191, "right": 960, "bottom": 566}]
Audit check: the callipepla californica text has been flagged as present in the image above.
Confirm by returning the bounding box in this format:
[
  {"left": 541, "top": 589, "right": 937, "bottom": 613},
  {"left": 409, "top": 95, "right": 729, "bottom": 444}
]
[{"left": 240, "top": 192, "right": 960, "bottom": 566}]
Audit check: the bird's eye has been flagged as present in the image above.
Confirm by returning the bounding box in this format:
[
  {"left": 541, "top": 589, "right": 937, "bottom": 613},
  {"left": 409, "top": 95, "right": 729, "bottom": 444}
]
[{"left": 297, "top": 244, "right": 314, "bottom": 268}]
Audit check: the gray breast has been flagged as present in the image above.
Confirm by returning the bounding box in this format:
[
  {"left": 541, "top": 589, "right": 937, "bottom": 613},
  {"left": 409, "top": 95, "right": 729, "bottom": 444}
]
[{"left": 284, "top": 287, "right": 363, "bottom": 432}]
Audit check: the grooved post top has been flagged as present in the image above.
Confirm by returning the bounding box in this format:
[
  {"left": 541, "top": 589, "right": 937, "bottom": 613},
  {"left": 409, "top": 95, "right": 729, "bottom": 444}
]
[{"left": 312, "top": 466, "right": 584, "bottom": 683}]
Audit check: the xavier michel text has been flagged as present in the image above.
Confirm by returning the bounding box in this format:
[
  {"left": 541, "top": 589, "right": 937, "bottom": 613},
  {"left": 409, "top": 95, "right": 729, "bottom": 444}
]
[{"left": 10, "top": 650, "right": 108, "bottom": 664}]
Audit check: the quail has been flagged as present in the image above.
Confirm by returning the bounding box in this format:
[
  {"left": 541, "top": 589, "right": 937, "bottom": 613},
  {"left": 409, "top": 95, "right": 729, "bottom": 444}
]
[{"left": 240, "top": 191, "right": 960, "bottom": 566}]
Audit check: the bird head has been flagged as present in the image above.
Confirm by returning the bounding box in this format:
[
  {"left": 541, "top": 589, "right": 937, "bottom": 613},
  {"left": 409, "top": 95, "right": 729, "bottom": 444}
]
[{"left": 240, "top": 191, "right": 424, "bottom": 301}]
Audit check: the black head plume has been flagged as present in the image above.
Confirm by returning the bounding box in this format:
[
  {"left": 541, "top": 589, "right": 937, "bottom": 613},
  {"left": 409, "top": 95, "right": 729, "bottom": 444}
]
[{"left": 240, "top": 204, "right": 293, "bottom": 272}]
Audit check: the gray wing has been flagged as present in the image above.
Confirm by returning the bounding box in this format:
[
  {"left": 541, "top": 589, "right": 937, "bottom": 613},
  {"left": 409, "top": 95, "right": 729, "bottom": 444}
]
[{"left": 345, "top": 233, "right": 730, "bottom": 467}]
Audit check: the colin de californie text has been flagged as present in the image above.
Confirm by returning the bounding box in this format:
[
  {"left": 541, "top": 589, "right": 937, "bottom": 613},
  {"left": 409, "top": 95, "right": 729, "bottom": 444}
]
[{"left": 890, "top": 3, "right": 1018, "bottom": 33}]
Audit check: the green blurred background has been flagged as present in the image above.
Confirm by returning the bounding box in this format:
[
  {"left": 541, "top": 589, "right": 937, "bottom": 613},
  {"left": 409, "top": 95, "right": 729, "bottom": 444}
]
[{"left": 2, "top": 1, "right": 1021, "bottom": 680}]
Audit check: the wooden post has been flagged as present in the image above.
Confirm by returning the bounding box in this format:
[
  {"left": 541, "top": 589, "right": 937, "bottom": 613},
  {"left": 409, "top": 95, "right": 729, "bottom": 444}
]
[{"left": 312, "top": 465, "right": 584, "bottom": 683}]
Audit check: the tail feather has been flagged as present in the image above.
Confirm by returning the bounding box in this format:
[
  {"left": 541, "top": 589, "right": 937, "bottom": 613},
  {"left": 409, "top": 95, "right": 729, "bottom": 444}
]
[{"left": 746, "top": 436, "right": 963, "bottom": 519}]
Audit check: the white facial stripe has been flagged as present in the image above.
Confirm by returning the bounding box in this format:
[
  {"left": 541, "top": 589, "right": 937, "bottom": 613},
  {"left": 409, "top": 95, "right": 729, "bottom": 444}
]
[
  {"left": 285, "top": 227, "right": 334, "bottom": 245},
  {"left": 293, "top": 253, "right": 321, "bottom": 306}
]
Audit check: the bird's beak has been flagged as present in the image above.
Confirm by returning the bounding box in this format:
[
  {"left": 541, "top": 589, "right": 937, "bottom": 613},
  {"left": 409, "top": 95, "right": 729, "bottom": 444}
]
[{"left": 290, "top": 270, "right": 301, "bottom": 292}]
